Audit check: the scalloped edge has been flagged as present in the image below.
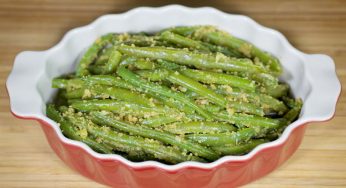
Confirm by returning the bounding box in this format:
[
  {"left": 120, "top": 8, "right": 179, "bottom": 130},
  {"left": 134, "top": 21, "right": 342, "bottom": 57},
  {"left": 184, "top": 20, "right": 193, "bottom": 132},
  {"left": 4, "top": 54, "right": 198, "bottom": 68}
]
[{"left": 6, "top": 5, "right": 341, "bottom": 171}]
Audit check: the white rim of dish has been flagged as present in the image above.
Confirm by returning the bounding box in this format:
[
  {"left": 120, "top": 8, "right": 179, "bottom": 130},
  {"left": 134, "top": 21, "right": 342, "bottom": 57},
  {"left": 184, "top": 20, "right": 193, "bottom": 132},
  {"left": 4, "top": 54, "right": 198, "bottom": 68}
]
[{"left": 6, "top": 5, "right": 341, "bottom": 171}]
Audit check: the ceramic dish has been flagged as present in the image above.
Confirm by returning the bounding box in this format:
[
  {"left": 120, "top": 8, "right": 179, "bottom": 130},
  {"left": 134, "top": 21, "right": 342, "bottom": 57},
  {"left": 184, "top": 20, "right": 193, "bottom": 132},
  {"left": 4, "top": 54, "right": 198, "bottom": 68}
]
[{"left": 6, "top": 5, "right": 341, "bottom": 187}]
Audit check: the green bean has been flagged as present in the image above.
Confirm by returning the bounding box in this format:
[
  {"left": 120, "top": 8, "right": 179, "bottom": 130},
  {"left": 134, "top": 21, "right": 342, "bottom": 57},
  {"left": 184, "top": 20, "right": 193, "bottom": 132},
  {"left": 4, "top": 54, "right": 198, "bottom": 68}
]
[
  {"left": 46, "top": 104, "right": 113, "bottom": 154},
  {"left": 82, "top": 34, "right": 157, "bottom": 74},
  {"left": 214, "top": 112, "right": 283, "bottom": 129},
  {"left": 80, "top": 138, "right": 114, "bottom": 154},
  {"left": 116, "top": 65, "right": 212, "bottom": 119},
  {"left": 186, "top": 128, "right": 261, "bottom": 146},
  {"left": 65, "top": 110, "right": 197, "bottom": 163},
  {"left": 52, "top": 76, "right": 133, "bottom": 91},
  {"left": 187, "top": 117, "right": 283, "bottom": 146},
  {"left": 107, "top": 58, "right": 202, "bottom": 115},
  {"left": 152, "top": 94, "right": 198, "bottom": 116},
  {"left": 200, "top": 103, "right": 223, "bottom": 113},
  {"left": 162, "top": 27, "right": 244, "bottom": 57},
  {"left": 250, "top": 72, "right": 279, "bottom": 88},
  {"left": 166, "top": 69, "right": 227, "bottom": 107},
  {"left": 52, "top": 78, "right": 84, "bottom": 90},
  {"left": 142, "top": 115, "right": 180, "bottom": 128},
  {"left": 156, "top": 68, "right": 226, "bottom": 105},
  {"left": 153, "top": 59, "right": 258, "bottom": 92},
  {"left": 66, "top": 98, "right": 81, "bottom": 105},
  {"left": 65, "top": 88, "right": 85, "bottom": 99},
  {"left": 262, "top": 84, "right": 289, "bottom": 98},
  {"left": 89, "top": 50, "right": 122, "bottom": 74},
  {"left": 135, "top": 68, "right": 265, "bottom": 116},
  {"left": 282, "top": 96, "right": 297, "bottom": 109},
  {"left": 46, "top": 104, "right": 79, "bottom": 140},
  {"left": 179, "top": 68, "right": 256, "bottom": 92},
  {"left": 155, "top": 61, "right": 265, "bottom": 108},
  {"left": 213, "top": 139, "right": 268, "bottom": 155},
  {"left": 227, "top": 101, "right": 265, "bottom": 116},
  {"left": 91, "top": 85, "right": 154, "bottom": 107},
  {"left": 161, "top": 26, "right": 197, "bottom": 37},
  {"left": 200, "top": 41, "right": 244, "bottom": 58},
  {"left": 52, "top": 78, "right": 68, "bottom": 89},
  {"left": 62, "top": 108, "right": 146, "bottom": 157},
  {"left": 186, "top": 89, "right": 266, "bottom": 116},
  {"left": 89, "top": 125, "right": 198, "bottom": 163},
  {"left": 120, "top": 57, "right": 156, "bottom": 70},
  {"left": 57, "top": 103, "right": 148, "bottom": 161},
  {"left": 50, "top": 27, "right": 303, "bottom": 163},
  {"left": 185, "top": 89, "right": 200, "bottom": 99},
  {"left": 89, "top": 65, "right": 106, "bottom": 75},
  {"left": 214, "top": 86, "right": 288, "bottom": 113},
  {"left": 133, "top": 59, "right": 156, "bottom": 70},
  {"left": 81, "top": 73, "right": 195, "bottom": 115},
  {"left": 82, "top": 75, "right": 135, "bottom": 90},
  {"left": 66, "top": 84, "right": 154, "bottom": 107},
  {"left": 122, "top": 35, "right": 167, "bottom": 47},
  {"left": 136, "top": 69, "right": 169, "bottom": 81},
  {"left": 190, "top": 26, "right": 282, "bottom": 75},
  {"left": 76, "top": 33, "right": 115, "bottom": 77},
  {"left": 160, "top": 31, "right": 210, "bottom": 52},
  {"left": 156, "top": 59, "right": 181, "bottom": 70},
  {"left": 167, "top": 69, "right": 264, "bottom": 116},
  {"left": 90, "top": 111, "right": 219, "bottom": 161},
  {"left": 283, "top": 98, "right": 303, "bottom": 122},
  {"left": 70, "top": 99, "right": 173, "bottom": 117},
  {"left": 94, "top": 46, "right": 114, "bottom": 65},
  {"left": 163, "top": 121, "right": 236, "bottom": 134},
  {"left": 117, "top": 45, "right": 267, "bottom": 74}
]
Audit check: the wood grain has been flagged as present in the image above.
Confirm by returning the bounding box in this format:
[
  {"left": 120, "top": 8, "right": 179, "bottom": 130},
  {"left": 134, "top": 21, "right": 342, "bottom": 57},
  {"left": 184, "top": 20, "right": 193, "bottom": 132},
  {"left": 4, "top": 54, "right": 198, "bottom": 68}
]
[{"left": 0, "top": 0, "right": 345, "bottom": 187}]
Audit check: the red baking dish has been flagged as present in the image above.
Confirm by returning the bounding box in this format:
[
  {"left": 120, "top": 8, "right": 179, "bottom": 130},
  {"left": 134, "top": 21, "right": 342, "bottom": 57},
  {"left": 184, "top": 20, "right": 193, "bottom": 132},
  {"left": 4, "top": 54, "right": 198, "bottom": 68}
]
[{"left": 7, "top": 5, "right": 341, "bottom": 187}]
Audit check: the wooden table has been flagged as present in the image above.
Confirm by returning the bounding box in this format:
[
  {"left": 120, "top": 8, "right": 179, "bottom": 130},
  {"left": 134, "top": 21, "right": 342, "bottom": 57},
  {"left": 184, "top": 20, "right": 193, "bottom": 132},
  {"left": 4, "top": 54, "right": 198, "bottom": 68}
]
[{"left": 1, "top": 0, "right": 345, "bottom": 187}]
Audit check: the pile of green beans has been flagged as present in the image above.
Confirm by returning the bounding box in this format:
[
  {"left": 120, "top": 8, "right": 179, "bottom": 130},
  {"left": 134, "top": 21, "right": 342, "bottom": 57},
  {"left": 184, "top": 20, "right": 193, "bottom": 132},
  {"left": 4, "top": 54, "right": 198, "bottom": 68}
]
[{"left": 47, "top": 25, "right": 302, "bottom": 164}]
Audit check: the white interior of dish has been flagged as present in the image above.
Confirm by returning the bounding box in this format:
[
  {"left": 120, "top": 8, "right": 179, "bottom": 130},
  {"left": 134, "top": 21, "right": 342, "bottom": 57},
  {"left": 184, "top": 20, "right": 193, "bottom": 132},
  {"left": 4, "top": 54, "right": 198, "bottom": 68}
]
[{"left": 7, "top": 5, "right": 340, "bottom": 170}]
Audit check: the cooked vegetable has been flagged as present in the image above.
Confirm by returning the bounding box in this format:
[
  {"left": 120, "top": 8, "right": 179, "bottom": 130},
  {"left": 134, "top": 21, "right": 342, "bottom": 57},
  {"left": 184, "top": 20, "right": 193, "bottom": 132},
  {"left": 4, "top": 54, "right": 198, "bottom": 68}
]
[
  {"left": 89, "top": 49, "right": 122, "bottom": 74},
  {"left": 117, "top": 45, "right": 267, "bottom": 74},
  {"left": 90, "top": 111, "right": 219, "bottom": 161},
  {"left": 213, "top": 139, "right": 268, "bottom": 155},
  {"left": 46, "top": 104, "right": 113, "bottom": 154},
  {"left": 48, "top": 26, "right": 302, "bottom": 164},
  {"left": 167, "top": 26, "right": 282, "bottom": 75},
  {"left": 76, "top": 34, "right": 115, "bottom": 76},
  {"left": 116, "top": 65, "right": 213, "bottom": 119}
]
